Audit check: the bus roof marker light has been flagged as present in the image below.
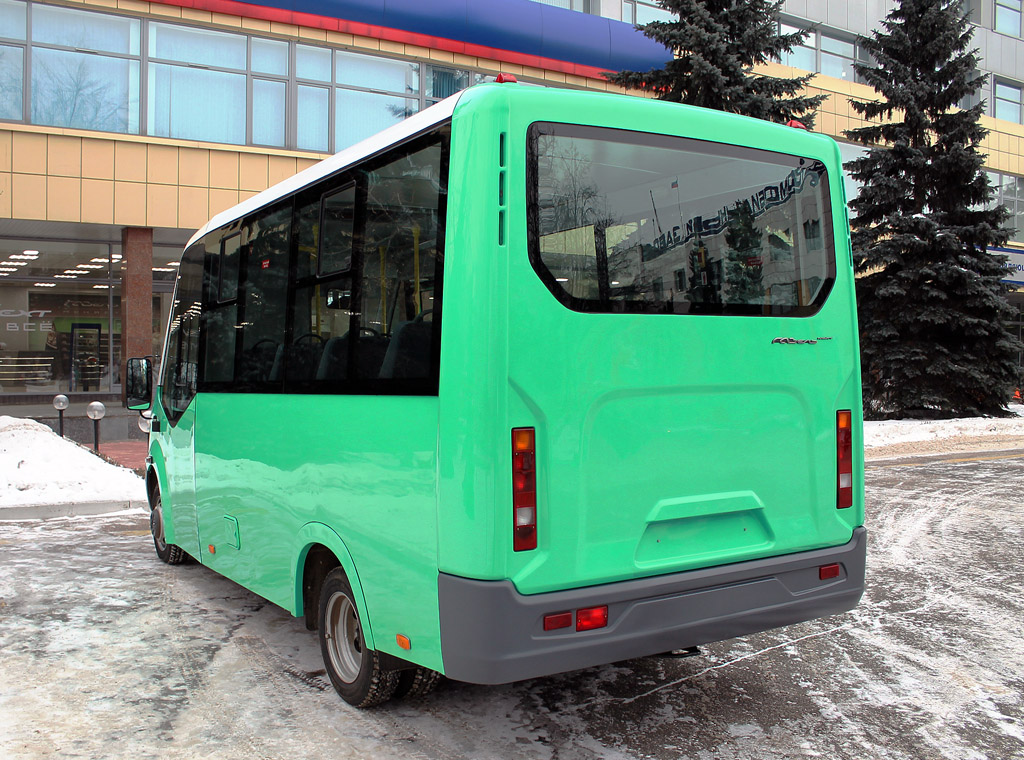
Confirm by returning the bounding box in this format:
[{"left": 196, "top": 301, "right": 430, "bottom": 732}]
[
  {"left": 495, "top": 73, "right": 518, "bottom": 83},
  {"left": 786, "top": 119, "right": 808, "bottom": 130}
]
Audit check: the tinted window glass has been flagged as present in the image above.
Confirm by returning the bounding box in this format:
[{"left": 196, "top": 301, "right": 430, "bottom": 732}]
[
  {"left": 160, "top": 243, "right": 203, "bottom": 422},
  {"left": 529, "top": 123, "right": 835, "bottom": 316},
  {"left": 285, "top": 130, "right": 448, "bottom": 393},
  {"left": 237, "top": 204, "right": 291, "bottom": 385},
  {"left": 202, "top": 230, "right": 240, "bottom": 384},
  {"left": 320, "top": 184, "right": 356, "bottom": 275}
]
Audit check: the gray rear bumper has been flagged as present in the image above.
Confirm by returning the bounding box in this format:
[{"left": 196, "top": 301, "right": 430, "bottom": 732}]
[{"left": 438, "top": 527, "right": 866, "bottom": 684}]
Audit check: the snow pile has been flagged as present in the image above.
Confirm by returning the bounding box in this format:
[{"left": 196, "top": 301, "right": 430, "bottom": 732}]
[
  {"left": 0, "top": 416, "right": 146, "bottom": 507},
  {"left": 864, "top": 403, "right": 1024, "bottom": 448}
]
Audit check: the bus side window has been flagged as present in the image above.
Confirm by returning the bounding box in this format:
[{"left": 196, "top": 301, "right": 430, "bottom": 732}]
[
  {"left": 289, "top": 183, "right": 359, "bottom": 384},
  {"left": 202, "top": 230, "right": 241, "bottom": 384},
  {"left": 361, "top": 141, "right": 444, "bottom": 381},
  {"left": 160, "top": 242, "right": 203, "bottom": 423},
  {"left": 237, "top": 203, "right": 290, "bottom": 387}
]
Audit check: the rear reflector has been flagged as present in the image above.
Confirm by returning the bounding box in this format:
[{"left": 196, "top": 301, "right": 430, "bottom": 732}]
[
  {"left": 837, "top": 410, "right": 853, "bottom": 509},
  {"left": 543, "top": 612, "right": 573, "bottom": 631},
  {"left": 576, "top": 606, "right": 608, "bottom": 632},
  {"left": 819, "top": 563, "right": 841, "bottom": 581},
  {"left": 512, "top": 427, "right": 537, "bottom": 551}
]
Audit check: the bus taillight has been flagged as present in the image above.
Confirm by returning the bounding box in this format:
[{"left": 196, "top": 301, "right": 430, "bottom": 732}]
[
  {"left": 512, "top": 427, "right": 537, "bottom": 551},
  {"left": 837, "top": 410, "right": 853, "bottom": 509}
]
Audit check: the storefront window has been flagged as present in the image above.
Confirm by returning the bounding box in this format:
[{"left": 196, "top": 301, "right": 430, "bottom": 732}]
[{"left": 0, "top": 241, "right": 173, "bottom": 398}]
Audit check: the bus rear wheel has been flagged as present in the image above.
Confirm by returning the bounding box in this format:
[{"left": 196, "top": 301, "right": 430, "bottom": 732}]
[
  {"left": 394, "top": 667, "right": 442, "bottom": 700},
  {"left": 150, "top": 492, "right": 185, "bottom": 565},
  {"left": 318, "top": 568, "right": 398, "bottom": 708}
]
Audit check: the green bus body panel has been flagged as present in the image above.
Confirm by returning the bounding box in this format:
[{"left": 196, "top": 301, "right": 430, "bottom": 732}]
[
  {"left": 153, "top": 391, "right": 442, "bottom": 671},
  {"left": 436, "top": 86, "right": 864, "bottom": 594},
  {"left": 151, "top": 386, "right": 201, "bottom": 558}
]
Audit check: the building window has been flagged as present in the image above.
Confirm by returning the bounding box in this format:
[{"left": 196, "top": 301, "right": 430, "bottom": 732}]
[
  {"left": 995, "top": 0, "right": 1023, "bottom": 36},
  {"left": 623, "top": 0, "right": 675, "bottom": 24},
  {"left": 530, "top": 0, "right": 596, "bottom": 12},
  {"left": 780, "top": 22, "right": 868, "bottom": 83},
  {"left": 995, "top": 80, "right": 1023, "bottom": 123},
  {"left": 0, "top": 0, "right": 488, "bottom": 153},
  {"left": 989, "top": 171, "right": 1024, "bottom": 244}
]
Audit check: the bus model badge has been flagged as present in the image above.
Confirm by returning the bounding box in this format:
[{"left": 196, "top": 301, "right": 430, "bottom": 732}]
[{"left": 772, "top": 337, "right": 819, "bottom": 344}]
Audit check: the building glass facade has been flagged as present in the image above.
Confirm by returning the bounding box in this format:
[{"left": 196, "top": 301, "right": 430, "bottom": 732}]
[{"left": 0, "top": 0, "right": 486, "bottom": 154}]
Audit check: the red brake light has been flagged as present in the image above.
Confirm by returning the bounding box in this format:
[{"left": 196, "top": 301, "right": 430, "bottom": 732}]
[
  {"left": 837, "top": 410, "right": 853, "bottom": 509},
  {"left": 512, "top": 427, "right": 537, "bottom": 551},
  {"left": 576, "top": 606, "right": 608, "bottom": 632}
]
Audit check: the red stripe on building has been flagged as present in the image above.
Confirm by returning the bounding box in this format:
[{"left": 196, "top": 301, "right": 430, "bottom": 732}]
[{"left": 147, "top": 0, "right": 612, "bottom": 79}]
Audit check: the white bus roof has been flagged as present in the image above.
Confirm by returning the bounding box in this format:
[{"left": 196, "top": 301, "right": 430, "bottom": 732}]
[{"left": 186, "top": 91, "right": 463, "bottom": 249}]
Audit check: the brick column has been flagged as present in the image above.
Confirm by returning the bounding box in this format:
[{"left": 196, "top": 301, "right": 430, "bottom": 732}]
[{"left": 121, "top": 227, "right": 154, "bottom": 405}]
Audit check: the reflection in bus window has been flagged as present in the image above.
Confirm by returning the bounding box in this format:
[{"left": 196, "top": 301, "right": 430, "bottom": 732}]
[{"left": 530, "top": 124, "right": 836, "bottom": 317}]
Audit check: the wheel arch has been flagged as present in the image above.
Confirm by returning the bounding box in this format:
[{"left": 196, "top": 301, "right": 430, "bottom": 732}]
[
  {"left": 145, "top": 442, "right": 171, "bottom": 534},
  {"left": 293, "top": 523, "right": 376, "bottom": 651}
]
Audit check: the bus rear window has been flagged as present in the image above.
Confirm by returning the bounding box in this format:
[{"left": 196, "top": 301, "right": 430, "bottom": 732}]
[{"left": 527, "top": 123, "right": 836, "bottom": 316}]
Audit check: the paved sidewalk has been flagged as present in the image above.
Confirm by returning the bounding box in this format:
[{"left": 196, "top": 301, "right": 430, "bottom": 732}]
[{"left": 98, "top": 440, "right": 148, "bottom": 475}]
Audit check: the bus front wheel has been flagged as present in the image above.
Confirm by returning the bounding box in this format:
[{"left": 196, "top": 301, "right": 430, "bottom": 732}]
[
  {"left": 150, "top": 492, "right": 185, "bottom": 565},
  {"left": 318, "top": 568, "right": 398, "bottom": 708}
]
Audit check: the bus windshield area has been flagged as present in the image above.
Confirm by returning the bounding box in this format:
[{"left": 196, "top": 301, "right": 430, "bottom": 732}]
[{"left": 528, "top": 123, "right": 836, "bottom": 316}]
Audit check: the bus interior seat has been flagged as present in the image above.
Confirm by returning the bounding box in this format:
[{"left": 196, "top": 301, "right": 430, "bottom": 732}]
[
  {"left": 379, "top": 315, "right": 432, "bottom": 379},
  {"left": 316, "top": 336, "right": 348, "bottom": 380},
  {"left": 316, "top": 332, "right": 390, "bottom": 381},
  {"left": 239, "top": 340, "right": 280, "bottom": 383},
  {"left": 285, "top": 336, "right": 326, "bottom": 381}
]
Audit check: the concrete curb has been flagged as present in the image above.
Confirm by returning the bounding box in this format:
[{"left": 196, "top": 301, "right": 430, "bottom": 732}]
[{"left": 0, "top": 500, "right": 148, "bottom": 521}]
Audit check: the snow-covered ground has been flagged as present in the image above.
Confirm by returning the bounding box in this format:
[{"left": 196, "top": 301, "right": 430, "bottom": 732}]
[
  {"left": 864, "top": 403, "right": 1024, "bottom": 454},
  {"left": 0, "top": 416, "right": 146, "bottom": 508}
]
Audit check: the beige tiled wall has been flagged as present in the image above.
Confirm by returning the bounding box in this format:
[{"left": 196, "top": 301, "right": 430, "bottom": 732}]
[{"left": 0, "top": 124, "right": 326, "bottom": 230}]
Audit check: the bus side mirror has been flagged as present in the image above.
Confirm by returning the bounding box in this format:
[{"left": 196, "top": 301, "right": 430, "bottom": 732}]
[{"left": 126, "top": 357, "right": 153, "bottom": 411}]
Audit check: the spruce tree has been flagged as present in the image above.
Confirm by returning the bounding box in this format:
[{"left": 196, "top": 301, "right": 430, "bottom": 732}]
[
  {"left": 845, "top": 0, "right": 1020, "bottom": 419},
  {"left": 606, "top": 0, "right": 825, "bottom": 127},
  {"left": 725, "top": 200, "right": 765, "bottom": 304}
]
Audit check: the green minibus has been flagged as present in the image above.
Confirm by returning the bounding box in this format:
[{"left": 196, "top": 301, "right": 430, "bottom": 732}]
[{"left": 127, "top": 80, "right": 866, "bottom": 708}]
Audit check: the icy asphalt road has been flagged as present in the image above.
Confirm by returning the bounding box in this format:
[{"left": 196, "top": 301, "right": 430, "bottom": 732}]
[{"left": 1, "top": 450, "right": 1023, "bottom": 760}]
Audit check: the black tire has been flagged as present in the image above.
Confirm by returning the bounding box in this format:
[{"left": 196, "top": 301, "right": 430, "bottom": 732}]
[
  {"left": 318, "top": 568, "right": 398, "bottom": 708},
  {"left": 150, "top": 492, "right": 186, "bottom": 565},
  {"left": 393, "top": 667, "right": 442, "bottom": 700}
]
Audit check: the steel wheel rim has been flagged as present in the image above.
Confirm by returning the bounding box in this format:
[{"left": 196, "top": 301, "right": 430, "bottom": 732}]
[
  {"left": 151, "top": 501, "right": 167, "bottom": 552},
  {"left": 325, "top": 591, "right": 363, "bottom": 683}
]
